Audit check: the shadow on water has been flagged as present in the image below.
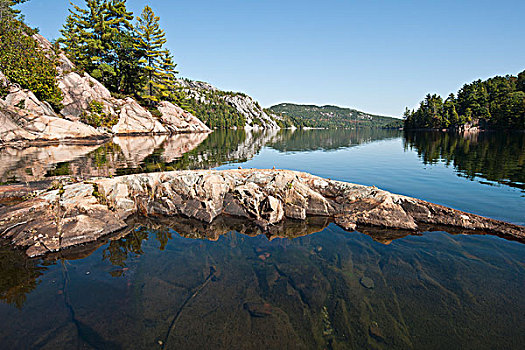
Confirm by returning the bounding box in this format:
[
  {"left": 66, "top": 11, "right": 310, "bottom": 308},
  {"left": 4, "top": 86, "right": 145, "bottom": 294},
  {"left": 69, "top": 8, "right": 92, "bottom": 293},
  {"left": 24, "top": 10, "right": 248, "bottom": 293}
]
[{"left": 0, "top": 215, "right": 524, "bottom": 349}]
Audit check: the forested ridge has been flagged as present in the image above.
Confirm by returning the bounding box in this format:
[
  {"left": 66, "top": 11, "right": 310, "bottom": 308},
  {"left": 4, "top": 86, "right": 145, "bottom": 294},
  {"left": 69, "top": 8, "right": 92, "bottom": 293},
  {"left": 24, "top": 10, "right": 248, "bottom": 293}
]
[
  {"left": 269, "top": 103, "right": 403, "bottom": 128},
  {"left": 404, "top": 71, "right": 525, "bottom": 130}
]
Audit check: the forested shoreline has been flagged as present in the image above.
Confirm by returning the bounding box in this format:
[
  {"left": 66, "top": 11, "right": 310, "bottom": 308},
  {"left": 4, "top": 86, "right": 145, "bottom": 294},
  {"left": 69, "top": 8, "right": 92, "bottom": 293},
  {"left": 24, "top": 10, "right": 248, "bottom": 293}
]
[{"left": 404, "top": 71, "right": 525, "bottom": 130}]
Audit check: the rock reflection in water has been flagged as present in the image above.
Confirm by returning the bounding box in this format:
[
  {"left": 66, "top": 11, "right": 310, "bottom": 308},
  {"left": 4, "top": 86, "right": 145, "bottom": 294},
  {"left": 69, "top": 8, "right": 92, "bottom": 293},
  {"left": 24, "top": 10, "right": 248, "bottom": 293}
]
[
  {"left": 0, "top": 144, "right": 102, "bottom": 183},
  {"left": 0, "top": 133, "right": 211, "bottom": 183},
  {"left": 0, "top": 128, "right": 402, "bottom": 184},
  {"left": 1, "top": 217, "right": 523, "bottom": 349}
]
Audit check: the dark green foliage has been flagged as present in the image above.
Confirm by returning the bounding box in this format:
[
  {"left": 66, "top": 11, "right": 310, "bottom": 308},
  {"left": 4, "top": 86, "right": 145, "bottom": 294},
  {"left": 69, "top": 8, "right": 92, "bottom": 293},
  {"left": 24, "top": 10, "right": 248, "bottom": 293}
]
[
  {"left": 80, "top": 100, "right": 118, "bottom": 127},
  {"left": 269, "top": 104, "right": 402, "bottom": 128},
  {"left": 0, "top": 18, "right": 63, "bottom": 111},
  {"left": 59, "top": 0, "right": 139, "bottom": 94},
  {"left": 60, "top": 1, "right": 190, "bottom": 110},
  {"left": 134, "top": 5, "right": 168, "bottom": 104},
  {"left": 184, "top": 89, "right": 247, "bottom": 129},
  {"left": 405, "top": 70, "right": 525, "bottom": 130}
]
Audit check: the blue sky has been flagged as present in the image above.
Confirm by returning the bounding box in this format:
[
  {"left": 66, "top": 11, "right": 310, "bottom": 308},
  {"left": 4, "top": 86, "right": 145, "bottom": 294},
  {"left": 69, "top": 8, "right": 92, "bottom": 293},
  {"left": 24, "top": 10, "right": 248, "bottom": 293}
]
[{"left": 19, "top": 0, "right": 525, "bottom": 117}]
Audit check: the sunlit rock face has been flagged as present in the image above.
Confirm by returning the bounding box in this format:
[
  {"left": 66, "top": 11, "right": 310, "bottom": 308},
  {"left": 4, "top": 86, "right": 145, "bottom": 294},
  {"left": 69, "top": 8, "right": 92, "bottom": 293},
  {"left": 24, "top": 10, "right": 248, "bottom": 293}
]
[
  {"left": 0, "top": 98, "right": 104, "bottom": 144},
  {"left": 157, "top": 101, "right": 211, "bottom": 133},
  {"left": 4, "top": 87, "right": 58, "bottom": 118},
  {"left": 0, "top": 35, "right": 212, "bottom": 144},
  {"left": 0, "top": 169, "right": 523, "bottom": 257},
  {"left": 111, "top": 98, "right": 167, "bottom": 135},
  {"left": 59, "top": 72, "right": 116, "bottom": 120}
]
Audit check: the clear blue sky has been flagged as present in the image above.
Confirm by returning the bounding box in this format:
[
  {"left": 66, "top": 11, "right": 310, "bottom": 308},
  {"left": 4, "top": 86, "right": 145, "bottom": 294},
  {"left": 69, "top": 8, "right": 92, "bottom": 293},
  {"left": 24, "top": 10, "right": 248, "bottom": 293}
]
[{"left": 19, "top": 0, "right": 525, "bottom": 117}]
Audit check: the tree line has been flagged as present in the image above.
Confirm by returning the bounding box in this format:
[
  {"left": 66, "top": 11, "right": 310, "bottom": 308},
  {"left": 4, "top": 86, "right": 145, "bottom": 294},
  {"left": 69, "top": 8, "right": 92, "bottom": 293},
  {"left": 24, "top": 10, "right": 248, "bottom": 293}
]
[
  {"left": 60, "top": 0, "right": 188, "bottom": 108},
  {"left": 404, "top": 71, "right": 525, "bottom": 130},
  {"left": 0, "top": 0, "right": 190, "bottom": 113}
]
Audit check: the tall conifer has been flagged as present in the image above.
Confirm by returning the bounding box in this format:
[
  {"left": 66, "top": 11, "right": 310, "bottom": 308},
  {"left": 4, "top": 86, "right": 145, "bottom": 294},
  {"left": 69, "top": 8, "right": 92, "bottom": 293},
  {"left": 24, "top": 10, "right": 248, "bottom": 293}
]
[{"left": 134, "top": 5, "right": 168, "bottom": 104}]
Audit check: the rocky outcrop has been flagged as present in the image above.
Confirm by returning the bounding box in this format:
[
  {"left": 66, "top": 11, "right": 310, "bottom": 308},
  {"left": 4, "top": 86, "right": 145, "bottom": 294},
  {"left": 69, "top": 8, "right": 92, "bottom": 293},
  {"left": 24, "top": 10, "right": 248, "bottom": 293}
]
[
  {"left": 178, "top": 79, "right": 282, "bottom": 129},
  {"left": 222, "top": 94, "right": 280, "bottom": 129},
  {"left": 32, "top": 34, "right": 75, "bottom": 75},
  {"left": 58, "top": 73, "right": 208, "bottom": 135},
  {"left": 0, "top": 104, "right": 36, "bottom": 142},
  {"left": 0, "top": 34, "right": 212, "bottom": 144},
  {"left": 157, "top": 101, "right": 210, "bottom": 133},
  {"left": 112, "top": 98, "right": 167, "bottom": 134},
  {"left": 4, "top": 86, "right": 58, "bottom": 117},
  {"left": 0, "top": 169, "right": 523, "bottom": 257},
  {"left": 59, "top": 72, "right": 116, "bottom": 120},
  {"left": 0, "top": 99, "right": 104, "bottom": 144}
]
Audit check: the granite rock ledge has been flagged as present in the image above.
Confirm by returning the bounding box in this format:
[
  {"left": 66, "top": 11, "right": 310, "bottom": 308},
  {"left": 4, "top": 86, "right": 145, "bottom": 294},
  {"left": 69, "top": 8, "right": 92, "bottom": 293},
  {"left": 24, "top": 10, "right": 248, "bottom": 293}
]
[{"left": 0, "top": 169, "right": 523, "bottom": 257}]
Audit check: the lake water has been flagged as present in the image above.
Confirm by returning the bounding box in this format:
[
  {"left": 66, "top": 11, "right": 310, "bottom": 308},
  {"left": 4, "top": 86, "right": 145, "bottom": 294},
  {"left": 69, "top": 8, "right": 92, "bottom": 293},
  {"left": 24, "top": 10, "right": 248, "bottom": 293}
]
[{"left": 0, "top": 129, "right": 524, "bottom": 349}]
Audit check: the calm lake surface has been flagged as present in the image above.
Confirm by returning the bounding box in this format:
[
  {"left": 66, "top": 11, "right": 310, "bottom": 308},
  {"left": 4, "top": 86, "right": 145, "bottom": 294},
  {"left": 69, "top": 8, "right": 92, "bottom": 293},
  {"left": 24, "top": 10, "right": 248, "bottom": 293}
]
[{"left": 0, "top": 129, "right": 524, "bottom": 349}]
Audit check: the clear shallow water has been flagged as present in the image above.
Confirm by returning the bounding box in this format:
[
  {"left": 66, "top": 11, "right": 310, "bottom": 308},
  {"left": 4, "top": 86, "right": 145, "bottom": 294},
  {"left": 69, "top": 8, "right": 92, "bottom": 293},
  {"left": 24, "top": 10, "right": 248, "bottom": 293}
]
[{"left": 0, "top": 129, "right": 524, "bottom": 349}]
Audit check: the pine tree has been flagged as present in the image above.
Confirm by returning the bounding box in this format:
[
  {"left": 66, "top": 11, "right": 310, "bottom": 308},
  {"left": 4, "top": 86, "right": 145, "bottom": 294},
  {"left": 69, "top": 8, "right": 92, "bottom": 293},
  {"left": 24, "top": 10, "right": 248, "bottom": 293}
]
[
  {"left": 134, "top": 5, "right": 168, "bottom": 104},
  {"left": 59, "top": 0, "right": 136, "bottom": 92},
  {"left": 156, "top": 51, "right": 177, "bottom": 101}
]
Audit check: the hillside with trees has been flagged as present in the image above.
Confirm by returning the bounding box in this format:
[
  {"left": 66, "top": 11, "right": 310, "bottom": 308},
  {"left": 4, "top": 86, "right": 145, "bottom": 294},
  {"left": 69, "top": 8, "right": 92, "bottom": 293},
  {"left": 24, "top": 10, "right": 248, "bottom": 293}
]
[
  {"left": 0, "top": 0, "right": 63, "bottom": 110},
  {"left": 59, "top": 1, "right": 188, "bottom": 109},
  {"left": 404, "top": 71, "right": 525, "bottom": 130},
  {"left": 269, "top": 104, "right": 402, "bottom": 128}
]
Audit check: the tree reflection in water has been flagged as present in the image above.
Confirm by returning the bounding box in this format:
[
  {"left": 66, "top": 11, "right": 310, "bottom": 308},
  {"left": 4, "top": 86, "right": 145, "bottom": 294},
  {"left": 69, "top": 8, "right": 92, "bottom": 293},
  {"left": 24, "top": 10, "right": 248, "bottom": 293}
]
[{"left": 404, "top": 131, "right": 525, "bottom": 191}]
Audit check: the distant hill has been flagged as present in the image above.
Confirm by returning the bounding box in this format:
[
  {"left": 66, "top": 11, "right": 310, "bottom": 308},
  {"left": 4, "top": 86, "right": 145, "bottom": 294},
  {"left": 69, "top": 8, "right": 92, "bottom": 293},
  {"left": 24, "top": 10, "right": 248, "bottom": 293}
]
[{"left": 268, "top": 103, "right": 402, "bottom": 128}]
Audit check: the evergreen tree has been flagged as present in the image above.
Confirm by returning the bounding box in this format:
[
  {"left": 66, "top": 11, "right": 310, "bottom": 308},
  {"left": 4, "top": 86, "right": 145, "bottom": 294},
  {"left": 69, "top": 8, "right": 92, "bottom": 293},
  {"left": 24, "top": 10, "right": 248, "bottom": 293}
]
[
  {"left": 59, "top": 0, "right": 136, "bottom": 92},
  {"left": 158, "top": 51, "right": 193, "bottom": 111},
  {"left": 443, "top": 94, "right": 459, "bottom": 127},
  {"left": 405, "top": 70, "right": 525, "bottom": 130},
  {"left": 0, "top": 0, "right": 29, "bottom": 22},
  {"left": 517, "top": 70, "right": 525, "bottom": 92},
  {"left": 159, "top": 51, "right": 178, "bottom": 100},
  {"left": 134, "top": 5, "right": 168, "bottom": 104}
]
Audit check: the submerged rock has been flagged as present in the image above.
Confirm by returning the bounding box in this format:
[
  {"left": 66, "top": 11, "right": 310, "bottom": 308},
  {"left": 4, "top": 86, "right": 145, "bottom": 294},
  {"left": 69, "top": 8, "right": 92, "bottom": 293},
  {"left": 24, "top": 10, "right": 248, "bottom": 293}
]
[
  {"left": 360, "top": 277, "right": 375, "bottom": 289},
  {"left": 244, "top": 302, "right": 273, "bottom": 317},
  {"left": 0, "top": 169, "right": 523, "bottom": 257},
  {"left": 369, "top": 321, "right": 384, "bottom": 342}
]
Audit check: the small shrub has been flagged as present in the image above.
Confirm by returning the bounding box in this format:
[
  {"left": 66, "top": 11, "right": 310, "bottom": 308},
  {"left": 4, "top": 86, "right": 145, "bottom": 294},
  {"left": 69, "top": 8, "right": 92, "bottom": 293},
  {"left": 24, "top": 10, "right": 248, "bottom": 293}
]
[
  {"left": 89, "top": 100, "right": 104, "bottom": 114},
  {"left": 80, "top": 100, "right": 119, "bottom": 128}
]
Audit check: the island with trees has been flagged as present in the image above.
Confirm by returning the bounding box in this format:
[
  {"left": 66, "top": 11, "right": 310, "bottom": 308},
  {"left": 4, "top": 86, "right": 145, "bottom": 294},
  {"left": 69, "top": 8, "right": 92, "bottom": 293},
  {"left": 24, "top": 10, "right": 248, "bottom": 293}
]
[{"left": 404, "top": 71, "right": 525, "bottom": 130}]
